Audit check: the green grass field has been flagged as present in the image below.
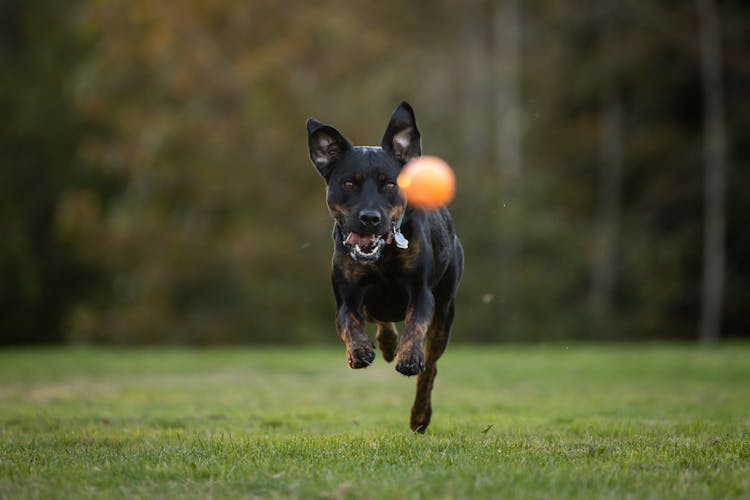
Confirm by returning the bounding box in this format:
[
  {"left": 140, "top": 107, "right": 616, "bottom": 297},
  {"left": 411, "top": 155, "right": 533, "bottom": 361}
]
[{"left": 1, "top": 345, "right": 748, "bottom": 498}]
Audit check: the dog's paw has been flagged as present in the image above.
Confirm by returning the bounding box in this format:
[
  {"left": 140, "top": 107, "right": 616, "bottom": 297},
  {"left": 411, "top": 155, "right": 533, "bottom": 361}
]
[
  {"left": 395, "top": 349, "right": 425, "bottom": 376},
  {"left": 347, "top": 345, "right": 375, "bottom": 369},
  {"left": 410, "top": 405, "right": 432, "bottom": 434}
]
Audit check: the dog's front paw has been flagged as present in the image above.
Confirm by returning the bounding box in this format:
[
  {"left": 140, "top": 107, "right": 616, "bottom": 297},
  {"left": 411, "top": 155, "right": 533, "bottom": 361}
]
[
  {"left": 395, "top": 348, "right": 425, "bottom": 376},
  {"left": 347, "top": 344, "right": 375, "bottom": 369}
]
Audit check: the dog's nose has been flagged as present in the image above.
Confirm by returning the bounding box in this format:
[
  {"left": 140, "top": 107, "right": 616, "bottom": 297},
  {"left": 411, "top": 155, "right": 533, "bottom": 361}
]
[{"left": 358, "top": 209, "right": 382, "bottom": 228}]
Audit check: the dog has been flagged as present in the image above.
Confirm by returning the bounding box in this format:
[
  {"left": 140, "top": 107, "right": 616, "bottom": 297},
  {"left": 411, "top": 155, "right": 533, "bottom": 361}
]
[{"left": 306, "top": 101, "right": 463, "bottom": 433}]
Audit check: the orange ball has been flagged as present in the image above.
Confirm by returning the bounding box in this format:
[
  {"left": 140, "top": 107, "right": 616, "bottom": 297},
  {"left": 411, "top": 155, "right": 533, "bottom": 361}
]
[{"left": 397, "top": 156, "right": 456, "bottom": 210}]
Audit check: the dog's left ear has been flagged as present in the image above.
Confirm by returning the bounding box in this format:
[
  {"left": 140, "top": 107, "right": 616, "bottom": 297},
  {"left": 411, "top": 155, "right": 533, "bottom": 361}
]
[
  {"left": 307, "top": 118, "right": 353, "bottom": 179},
  {"left": 381, "top": 101, "right": 421, "bottom": 164}
]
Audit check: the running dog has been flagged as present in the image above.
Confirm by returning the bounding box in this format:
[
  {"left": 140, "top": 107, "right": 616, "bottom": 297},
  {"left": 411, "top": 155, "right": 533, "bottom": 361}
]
[{"left": 306, "top": 101, "right": 463, "bottom": 432}]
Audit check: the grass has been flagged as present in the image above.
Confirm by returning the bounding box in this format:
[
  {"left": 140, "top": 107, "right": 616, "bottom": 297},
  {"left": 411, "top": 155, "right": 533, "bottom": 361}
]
[{"left": 0, "top": 344, "right": 748, "bottom": 498}]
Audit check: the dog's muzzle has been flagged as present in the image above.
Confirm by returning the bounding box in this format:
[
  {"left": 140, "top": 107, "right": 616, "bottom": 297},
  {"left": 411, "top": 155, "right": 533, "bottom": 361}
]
[{"left": 344, "top": 232, "right": 386, "bottom": 263}]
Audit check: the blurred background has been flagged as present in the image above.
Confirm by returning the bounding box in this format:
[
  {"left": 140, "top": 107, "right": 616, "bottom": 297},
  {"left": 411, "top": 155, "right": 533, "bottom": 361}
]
[{"left": 1, "top": 0, "right": 748, "bottom": 346}]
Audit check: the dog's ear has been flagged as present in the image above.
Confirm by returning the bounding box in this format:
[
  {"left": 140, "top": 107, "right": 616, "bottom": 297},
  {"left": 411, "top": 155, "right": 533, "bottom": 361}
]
[
  {"left": 381, "top": 101, "right": 421, "bottom": 164},
  {"left": 307, "top": 118, "right": 352, "bottom": 179}
]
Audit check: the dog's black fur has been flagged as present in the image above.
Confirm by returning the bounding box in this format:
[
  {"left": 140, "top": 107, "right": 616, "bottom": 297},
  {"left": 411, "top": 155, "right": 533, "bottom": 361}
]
[{"left": 306, "top": 102, "right": 463, "bottom": 432}]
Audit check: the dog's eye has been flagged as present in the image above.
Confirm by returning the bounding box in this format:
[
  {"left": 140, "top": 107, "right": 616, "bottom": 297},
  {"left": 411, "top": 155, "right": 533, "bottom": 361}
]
[
  {"left": 342, "top": 180, "right": 354, "bottom": 190},
  {"left": 384, "top": 182, "right": 397, "bottom": 192}
]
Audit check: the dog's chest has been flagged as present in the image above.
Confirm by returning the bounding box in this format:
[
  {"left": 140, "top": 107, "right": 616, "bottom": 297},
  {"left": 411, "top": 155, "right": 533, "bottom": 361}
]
[{"left": 362, "top": 277, "right": 409, "bottom": 322}]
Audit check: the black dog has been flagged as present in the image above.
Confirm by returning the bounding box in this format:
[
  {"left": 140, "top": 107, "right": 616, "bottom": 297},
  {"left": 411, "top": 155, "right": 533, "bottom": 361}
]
[{"left": 306, "top": 102, "right": 463, "bottom": 432}]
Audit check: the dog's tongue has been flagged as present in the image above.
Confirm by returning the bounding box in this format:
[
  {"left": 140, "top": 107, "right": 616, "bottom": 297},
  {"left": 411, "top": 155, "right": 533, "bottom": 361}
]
[{"left": 346, "top": 233, "right": 378, "bottom": 246}]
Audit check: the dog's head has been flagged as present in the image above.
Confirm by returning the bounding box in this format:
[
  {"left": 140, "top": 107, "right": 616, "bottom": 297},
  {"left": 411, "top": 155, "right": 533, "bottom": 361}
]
[{"left": 307, "top": 102, "right": 421, "bottom": 263}]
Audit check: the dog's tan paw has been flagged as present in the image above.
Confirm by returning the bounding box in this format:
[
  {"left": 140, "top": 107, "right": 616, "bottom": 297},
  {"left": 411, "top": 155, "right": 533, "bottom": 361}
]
[
  {"left": 395, "top": 348, "right": 424, "bottom": 376},
  {"left": 346, "top": 344, "right": 375, "bottom": 369}
]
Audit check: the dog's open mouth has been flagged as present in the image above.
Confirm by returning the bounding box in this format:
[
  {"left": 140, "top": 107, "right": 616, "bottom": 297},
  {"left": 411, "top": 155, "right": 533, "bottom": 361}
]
[{"left": 345, "top": 232, "right": 386, "bottom": 262}]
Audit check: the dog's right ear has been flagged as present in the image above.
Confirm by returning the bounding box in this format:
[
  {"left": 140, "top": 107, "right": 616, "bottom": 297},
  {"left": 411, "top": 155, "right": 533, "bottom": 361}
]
[{"left": 307, "top": 119, "right": 353, "bottom": 179}]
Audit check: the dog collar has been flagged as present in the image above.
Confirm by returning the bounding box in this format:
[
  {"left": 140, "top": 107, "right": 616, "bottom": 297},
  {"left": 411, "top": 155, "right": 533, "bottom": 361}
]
[
  {"left": 390, "top": 204, "right": 409, "bottom": 249},
  {"left": 395, "top": 204, "right": 406, "bottom": 232}
]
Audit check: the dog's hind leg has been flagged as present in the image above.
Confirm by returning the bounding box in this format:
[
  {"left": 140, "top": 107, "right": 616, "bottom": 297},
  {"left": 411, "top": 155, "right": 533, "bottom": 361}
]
[
  {"left": 410, "top": 299, "right": 454, "bottom": 433},
  {"left": 410, "top": 243, "right": 462, "bottom": 433},
  {"left": 376, "top": 322, "right": 399, "bottom": 363}
]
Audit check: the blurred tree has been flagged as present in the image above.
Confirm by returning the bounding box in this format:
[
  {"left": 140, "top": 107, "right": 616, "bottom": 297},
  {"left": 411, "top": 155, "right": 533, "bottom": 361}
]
[
  {"left": 721, "top": 0, "right": 750, "bottom": 338},
  {"left": 66, "top": 0, "right": 453, "bottom": 344},
  {"left": 589, "top": 0, "right": 624, "bottom": 319},
  {"left": 696, "top": 0, "right": 726, "bottom": 343},
  {"left": 3, "top": 0, "right": 748, "bottom": 345},
  {"left": 492, "top": 0, "right": 524, "bottom": 337},
  {"left": 0, "top": 0, "right": 107, "bottom": 345}
]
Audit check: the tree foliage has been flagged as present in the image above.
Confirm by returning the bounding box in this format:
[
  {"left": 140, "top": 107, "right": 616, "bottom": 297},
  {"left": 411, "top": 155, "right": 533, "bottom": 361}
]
[
  {"left": 0, "top": 0, "right": 107, "bottom": 344},
  {"left": 2, "top": 0, "right": 749, "bottom": 344}
]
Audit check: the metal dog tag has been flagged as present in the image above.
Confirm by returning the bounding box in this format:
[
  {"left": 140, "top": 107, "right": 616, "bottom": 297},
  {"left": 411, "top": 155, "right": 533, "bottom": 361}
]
[{"left": 393, "top": 229, "right": 409, "bottom": 249}]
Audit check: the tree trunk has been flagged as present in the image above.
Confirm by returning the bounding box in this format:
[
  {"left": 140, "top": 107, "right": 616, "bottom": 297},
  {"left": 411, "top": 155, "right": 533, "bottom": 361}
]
[
  {"left": 461, "top": 1, "right": 491, "bottom": 187},
  {"left": 493, "top": 0, "right": 522, "bottom": 190},
  {"left": 696, "top": 0, "right": 726, "bottom": 343},
  {"left": 491, "top": 0, "right": 523, "bottom": 334},
  {"left": 589, "top": 0, "right": 624, "bottom": 320},
  {"left": 589, "top": 92, "right": 623, "bottom": 316}
]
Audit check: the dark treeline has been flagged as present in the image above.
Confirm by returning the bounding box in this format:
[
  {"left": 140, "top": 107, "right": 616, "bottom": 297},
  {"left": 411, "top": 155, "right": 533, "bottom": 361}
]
[{"left": 1, "top": 0, "right": 748, "bottom": 345}]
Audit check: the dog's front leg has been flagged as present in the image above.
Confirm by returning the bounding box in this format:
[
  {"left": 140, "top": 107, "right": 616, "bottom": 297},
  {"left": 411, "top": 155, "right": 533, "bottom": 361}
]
[
  {"left": 336, "top": 304, "right": 375, "bottom": 369},
  {"left": 395, "top": 288, "right": 434, "bottom": 376}
]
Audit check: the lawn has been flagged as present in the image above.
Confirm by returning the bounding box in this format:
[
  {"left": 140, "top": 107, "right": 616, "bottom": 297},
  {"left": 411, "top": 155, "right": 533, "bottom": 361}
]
[{"left": 1, "top": 344, "right": 748, "bottom": 498}]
